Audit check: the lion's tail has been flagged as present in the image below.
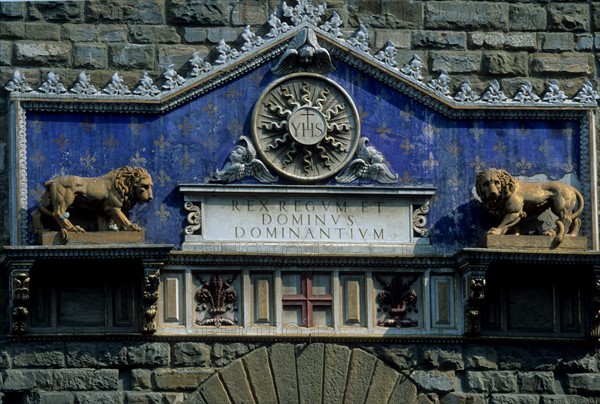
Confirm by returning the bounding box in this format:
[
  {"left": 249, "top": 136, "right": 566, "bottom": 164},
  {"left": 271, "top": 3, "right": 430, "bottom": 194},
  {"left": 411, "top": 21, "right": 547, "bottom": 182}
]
[{"left": 573, "top": 188, "right": 585, "bottom": 219}]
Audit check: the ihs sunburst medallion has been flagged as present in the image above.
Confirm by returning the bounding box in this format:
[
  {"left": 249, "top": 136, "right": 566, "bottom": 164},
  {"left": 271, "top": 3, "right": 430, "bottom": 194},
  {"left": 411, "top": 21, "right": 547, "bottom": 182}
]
[{"left": 252, "top": 73, "right": 360, "bottom": 182}]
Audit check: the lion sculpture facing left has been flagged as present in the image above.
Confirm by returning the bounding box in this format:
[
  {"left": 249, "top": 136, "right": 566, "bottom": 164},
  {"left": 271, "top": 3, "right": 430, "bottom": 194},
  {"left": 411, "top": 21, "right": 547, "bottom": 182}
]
[{"left": 31, "top": 166, "right": 153, "bottom": 240}]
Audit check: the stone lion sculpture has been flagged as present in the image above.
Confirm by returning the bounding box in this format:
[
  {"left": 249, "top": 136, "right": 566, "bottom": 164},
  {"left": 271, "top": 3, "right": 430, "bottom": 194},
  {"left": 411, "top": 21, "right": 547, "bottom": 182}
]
[
  {"left": 31, "top": 166, "right": 153, "bottom": 238},
  {"left": 475, "top": 168, "right": 584, "bottom": 245}
]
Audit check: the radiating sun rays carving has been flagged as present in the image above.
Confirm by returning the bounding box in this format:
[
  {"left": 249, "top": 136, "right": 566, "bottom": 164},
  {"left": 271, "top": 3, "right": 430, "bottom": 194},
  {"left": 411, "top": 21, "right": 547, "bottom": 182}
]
[{"left": 252, "top": 73, "right": 360, "bottom": 182}]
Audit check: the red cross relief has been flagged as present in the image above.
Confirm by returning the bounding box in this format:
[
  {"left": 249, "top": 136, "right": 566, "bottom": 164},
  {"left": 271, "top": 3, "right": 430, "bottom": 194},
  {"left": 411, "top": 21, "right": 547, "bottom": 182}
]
[{"left": 282, "top": 272, "right": 333, "bottom": 327}]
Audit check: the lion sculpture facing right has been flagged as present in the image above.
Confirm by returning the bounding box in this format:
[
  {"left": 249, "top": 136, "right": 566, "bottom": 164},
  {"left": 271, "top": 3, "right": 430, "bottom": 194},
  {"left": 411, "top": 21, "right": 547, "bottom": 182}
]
[
  {"left": 475, "top": 168, "right": 584, "bottom": 246},
  {"left": 32, "top": 166, "right": 153, "bottom": 239}
]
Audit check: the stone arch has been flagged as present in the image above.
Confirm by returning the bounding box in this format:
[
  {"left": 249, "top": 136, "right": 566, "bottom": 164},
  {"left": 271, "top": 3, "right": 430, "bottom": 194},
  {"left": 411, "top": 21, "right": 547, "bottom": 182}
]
[{"left": 185, "top": 343, "right": 417, "bottom": 403}]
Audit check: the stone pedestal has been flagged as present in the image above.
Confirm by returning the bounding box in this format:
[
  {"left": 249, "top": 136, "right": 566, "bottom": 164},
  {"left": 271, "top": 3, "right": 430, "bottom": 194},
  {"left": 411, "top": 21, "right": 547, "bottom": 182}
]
[
  {"left": 479, "top": 234, "right": 588, "bottom": 251},
  {"left": 37, "top": 230, "right": 145, "bottom": 245}
]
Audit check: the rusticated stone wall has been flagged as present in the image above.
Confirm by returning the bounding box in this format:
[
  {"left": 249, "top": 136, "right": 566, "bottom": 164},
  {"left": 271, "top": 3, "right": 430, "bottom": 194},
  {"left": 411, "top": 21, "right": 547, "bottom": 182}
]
[
  {"left": 1, "top": 1, "right": 600, "bottom": 403},
  {"left": 0, "top": 340, "right": 598, "bottom": 403}
]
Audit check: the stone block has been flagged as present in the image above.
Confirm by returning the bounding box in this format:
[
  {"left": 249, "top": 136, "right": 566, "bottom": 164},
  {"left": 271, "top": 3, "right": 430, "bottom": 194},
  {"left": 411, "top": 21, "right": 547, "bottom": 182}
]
[
  {"left": 14, "top": 42, "right": 71, "bottom": 66},
  {"left": 323, "top": 344, "right": 350, "bottom": 404},
  {"left": 466, "top": 371, "right": 518, "bottom": 393},
  {"left": 73, "top": 44, "right": 108, "bottom": 70},
  {"left": 538, "top": 33, "right": 575, "bottom": 52},
  {"left": 344, "top": 349, "right": 377, "bottom": 404},
  {"left": 431, "top": 51, "right": 481, "bottom": 74},
  {"left": 364, "top": 360, "right": 400, "bottom": 403},
  {"left": 130, "top": 26, "right": 181, "bottom": 44},
  {"left": 124, "top": 392, "right": 165, "bottom": 404},
  {"left": 97, "top": 25, "right": 128, "bottom": 43},
  {"left": 421, "top": 347, "right": 464, "bottom": 371},
  {"left": 167, "top": 0, "right": 230, "bottom": 25},
  {"left": 560, "top": 354, "right": 599, "bottom": 373},
  {"left": 483, "top": 52, "right": 528, "bottom": 77},
  {"left": 425, "top": 2, "right": 508, "bottom": 30},
  {"left": 62, "top": 24, "right": 97, "bottom": 42},
  {"left": 367, "top": 345, "right": 417, "bottom": 370},
  {"left": 231, "top": 1, "right": 269, "bottom": 26},
  {"left": 374, "top": 30, "right": 411, "bottom": 50},
  {"left": 567, "top": 373, "right": 600, "bottom": 395},
  {"left": 212, "top": 342, "right": 253, "bottom": 367},
  {"left": 541, "top": 395, "right": 597, "bottom": 404},
  {"left": 490, "top": 394, "right": 539, "bottom": 404},
  {"left": 25, "top": 23, "right": 61, "bottom": 41},
  {"left": 548, "top": 3, "right": 589, "bottom": 32},
  {"left": 411, "top": 370, "right": 456, "bottom": 394},
  {"left": 243, "top": 347, "right": 277, "bottom": 403},
  {"left": 465, "top": 346, "right": 498, "bottom": 370},
  {"left": 0, "top": 42, "right": 11, "bottom": 66},
  {"left": 73, "top": 392, "right": 124, "bottom": 403},
  {"left": 594, "top": 3, "right": 600, "bottom": 31},
  {"left": 480, "top": 234, "right": 589, "bottom": 251},
  {"left": 441, "top": 393, "right": 487, "bottom": 404},
  {"left": 126, "top": 343, "right": 170, "bottom": 366},
  {"left": 509, "top": 4, "right": 546, "bottom": 31},
  {"left": 389, "top": 375, "right": 418, "bottom": 404},
  {"left": 37, "top": 230, "right": 144, "bottom": 245},
  {"left": 182, "top": 27, "right": 208, "bottom": 44},
  {"left": 109, "top": 44, "right": 155, "bottom": 70},
  {"left": 270, "top": 343, "right": 299, "bottom": 403},
  {"left": 207, "top": 28, "right": 241, "bottom": 44},
  {"left": 172, "top": 342, "right": 211, "bottom": 367},
  {"left": 412, "top": 31, "right": 466, "bottom": 50},
  {"left": 0, "top": 22, "right": 24, "bottom": 39},
  {"left": 29, "top": 1, "right": 84, "bottom": 22},
  {"left": 575, "top": 34, "right": 593, "bottom": 51},
  {"left": 37, "top": 392, "right": 75, "bottom": 404},
  {"left": 469, "top": 33, "right": 536, "bottom": 51},
  {"left": 219, "top": 360, "right": 254, "bottom": 403},
  {"left": 153, "top": 368, "right": 213, "bottom": 391},
  {"left": 198, "top": 375, "right": 229, "bottom": 403},
  {"left": 157, "top": 45, "right": 202, "bottom": 69},
  {"left": 518, "top": 371, "right": 555, "bottom": 394},
  {"left": 53, "top": 369, "right": 119, "bottom": 391},
  {"left": 131, "top": 369, "right": 152, "bottom": 390},
  {"left": 381, "top": 0, "right": 424, "bottom": 28},
  {"left": 0, "top": 2, "right": 24, "bottom": 18},
  {"left": 297, "top": 343, "right": 325, "bottom": 404},
  {"left": 2, "top": 369, "right": 53, "bottom": 391},
  {"left": 12, "top": 343, "right": 66, "bottom": 368}
]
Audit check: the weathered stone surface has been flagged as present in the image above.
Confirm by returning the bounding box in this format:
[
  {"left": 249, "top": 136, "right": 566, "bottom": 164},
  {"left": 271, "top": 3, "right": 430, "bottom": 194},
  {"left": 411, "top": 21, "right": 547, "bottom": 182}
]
[
  {"left": 212, "top": 342, "right": 254, "bottom": 367},
  {"left": 130, "top": 26, "right": 181, "bottom": 44},
  {"left": 368, "top": 345, "right": 417, "bottom": 370},
  {"left": 518, "top": 371, "right": 555, "bottom": 394},
  {"left": 62, "top": 24, "right": 97, "bottom": 42},
  {"left": 124, "top": 392, "right": 165, "bottom": 404},
  {"left": 388, "top": 376, "right": 418, "bottom": 404},
  {"left": 297, "top": 343, "right": 325, "bottom": 404},
  {"left": 29, "top": 2, "right": 84, "bottom": 22},
  {"left": 567, "top": 373, "right": 600, "bottom": 395},
  {"left": 126, "top": 343, "right": 170, "bottom": 366},
  {"left": 540, "top": 395, "right": 597, "bottom": 404},
  {"left": 509, "top": 4, "right": 546, "bottom": 31},
  {"left": 14, "top": 42, "right": 71, "bottom": 66},
  {"left": 0, "top": 2, "right": 24, "bottom": 18},
  {"left": 198, "top": 374, "right": 230, "bottom": 403},
  {"left": 412, "top": 31, "right": 466, "bottom": 50},
  {"left": 348, "top": 0, "right": 422, "bottom": 29},
  {"left": 167, "top": 1, "right": 230, "bottom": 25},
  {"left": 12, "top": 343, "right": 66, "bottom": 368},
  {"left": 2, "top": 369, "right": 53, "bottom": 391},
  {"left": 411, "top": 370, "right": 456, "bottom": 393},
  {"left": 465, "top": 346, "right": 498, "bottom": 370},
  {"left": 86, "top": 0, "right": 164, "bottom": 23},
  {"left": 530, "top": 54, "right": 592, "bottom": 75},
  {"left": 53, "top": 369, "right": 119, "bottom": 391},
  {"left": 206, "top": 28, "right": 241, "bottom": 44},
  {"left": 109, "top": 44, "right": 155, "bottom": 70},
  {"left": 0, "top": 42, "right": 11, "bottom": 66},
  {"left": 73, "top": 392, "right": 124, "bottom": 403},
  {"left": 0, "top": 22, "right": 25, "bottom": 39},
  {"left": 490, "top": 394, "right": 539, "bottom": 404},
  {"left": 441, "top": 393, "right": 487, "bottom": 404},
  {"left": 157, "top": 45, "right": 202, "bottom": 69},
  {"left": 374, "top": 30, "right": 411, "bottom": 50},
  {"left": 483, "top": 52, "right": 528, "bottom": 77},
  {"left": 593, "top": 3, "right": 600, "bottom": 31},
  {"left": 36, "top": 392, "right": 75, "bottom": 404},
  {"left": 219, "top": 359, "right": 254, "bottom": 403},
  {"left": 270, "top": 344, "right": 299, "bottom": 403},
  {"left": 469, "top": 32, "right": 536, "bottom": 51},
  {"left": 538, "top": 33, "right": 575, "bottom": 52},
  {"left": 172, "top": 342, "right": 211, "bottom": 367},
  {"left": 131, "top": 369, "right": 152, "bottom": 390},
  {"left": 182, "top": 27, "right": 208, "bottom": 44},
  {"left": 548, "top": 3, "right": 589, "bottom": 32},
  {"left": 73, "top": 43, "right": 108, "bottom": 69},
  {"left": 420, "top": 347, "right": 464, "bottom": 371},
  {"left": 575, "top": 34, "right": 593, "bottom": 52},
  {"left": 467, "top": 371, "right": 518, "bottom": 393},
  {"left": 243, "top": 347, "right": 277, "bottom": 404},
  {"left": 425, "top": 2, "right": 508, "bottom": 30},
  {"left": 25, "top": 23, "right": 61, "bottom": 41},
  {"left": 323, "top": 344, "right": 350, "bottom": 404},
  {"left": 344, "top": 349, "right": 377, "bottom": 404},
  {"left": 97, "top": 25, "right": 128, "bottom": 43},
  {"left": 153, "top": 368, "right": 213, "bottom": 391},
  {"left": 560, "top": 354, "right": 599, "bottom": 373},
  {"left": 431, "top": 51, "right": 481, "bottom": 74},
  {"left": 94, "top": 342, "right": 129, "bottom": 367},
  {"left": 364, "top": 359, "right": 399, "bottom": 403},
  {"left": 231, "top": 1, "right": 270, "bottom": 26}
]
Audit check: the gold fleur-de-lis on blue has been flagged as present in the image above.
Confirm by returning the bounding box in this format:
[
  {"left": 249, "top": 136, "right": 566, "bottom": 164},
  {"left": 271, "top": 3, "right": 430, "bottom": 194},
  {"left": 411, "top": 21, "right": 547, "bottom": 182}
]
[
  {"left": 180, "top": 147, "right": 196, "bottom": 170},
  {"left": 178, "top": 118, "right": 195, "bottom": 136},
  {"left": 130, "top": 151, "right": 147, "bottom": 166},
  {"left": 154, "top": 169, "right": 171, "bottom": 186},
  {"left": 423, "top": 121, "right": 438, "bottom": 139},
  {"left": 562, "top": 161, "right": 574, "bottom": 172},
  {"left": 103, "top": 133, "right": 120, "bottom": 151},
  {"left": 538, "top": 140, "right": 551, "bottom": 157},
  {"left": 155, "top": 204, "right": 171, "bottom": 222},
  {"left": 129, "top": 118, "right": 144, "bottom": 135},
  {"left": 54, "top": 133, "right": 70, "bottom": 150},
  {"left": 448, "top": 174, "right": 462, "bottom": 189},
  {"left": 351, "top": 75, "right": 366, "bottom": 87},
  {"left": 400, "top": 137, "right": 415, "bottom": 156},
  {"left": 516, "top": 157, "right": 532, "bottom": 174},
  {"left": 493, "top": 139, "right": 507, "bottom": 156},
  {"left": 422, "top": 152, "right": 439, "bottom": 172},
  {"left": 226, "top": 85, "right": 242, "bottom": 100},
  {"left": 227, "top": 119, "right": 243, "bottom": 136},
  {"left": 399, "top": 171, "right": 414, "bottom": 184},
  {"left": 357, "top": 105, "right": 369, "bottom": 120},
  {"left": 469, "top": 123, "right": 484, "bottom": 141},
  {"left": 30, "top": 183, "right": 46, "bottom": 202},
  {"left": 202, "top": 101, "right": 218, "bottom": 116},
  {"left": 376, "top": 122, "right": 392, "bottom": 140},
  {"left": 30, "top": 116, "right": 45, "bottom": 134},
  {"left": 80, "top": 118, "right": 95, "bottom": 133},
  {"left": 29, "top": 151, "right": 45, "bottom": 169},
  {"left": 515, "top": 125, "right": 530, "bottom": 138},
  {"left": 399, "top": 105, "right": 413, "bottom": 122},
  {"left": 470, "top": 156, "right": 486, "bottom": 173},
  {"left": 562, "top": 124, "right": 574, "bottom": 138},
  {"left": 154, "top": 134, "right": 170, "bottom": 153},
  {"left": 81, "top": 151, "right": 96, "bottom": 169},
  {"left": 250, "top": 71, "right": 262, "bottom": 87},
  {"left": 447, "top": 141, "right": 462, "bottom": 158}
]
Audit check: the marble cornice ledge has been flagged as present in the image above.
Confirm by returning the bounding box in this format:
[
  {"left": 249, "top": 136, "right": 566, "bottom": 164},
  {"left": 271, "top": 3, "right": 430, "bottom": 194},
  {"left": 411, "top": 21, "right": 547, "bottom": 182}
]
[{"left": 0, "top": 244, "right": 174, "bottom": 263}]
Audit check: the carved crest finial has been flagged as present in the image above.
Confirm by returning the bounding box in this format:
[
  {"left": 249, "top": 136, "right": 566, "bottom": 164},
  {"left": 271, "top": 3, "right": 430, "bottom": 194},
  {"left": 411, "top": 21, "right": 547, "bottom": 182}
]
[{"left": 272, "top": 27, "right": 335, "bottom": 75}]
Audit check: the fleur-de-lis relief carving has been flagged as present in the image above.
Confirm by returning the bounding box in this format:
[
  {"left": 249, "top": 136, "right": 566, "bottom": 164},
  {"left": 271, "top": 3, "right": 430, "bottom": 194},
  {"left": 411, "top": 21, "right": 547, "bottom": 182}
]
[
  {"left": 195, "top": 274, "right": 238, "bottom": 327},
  {"left": 375, "top": 274, "right": 418, "bottom": 328}
]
